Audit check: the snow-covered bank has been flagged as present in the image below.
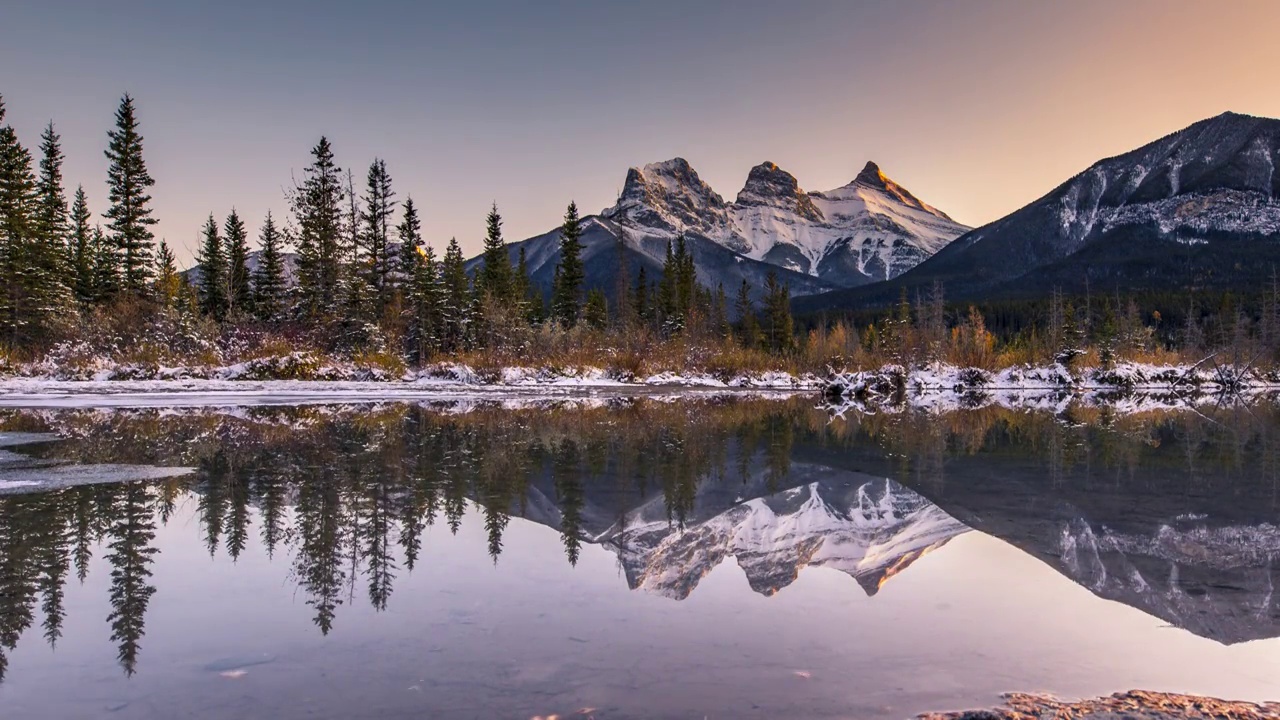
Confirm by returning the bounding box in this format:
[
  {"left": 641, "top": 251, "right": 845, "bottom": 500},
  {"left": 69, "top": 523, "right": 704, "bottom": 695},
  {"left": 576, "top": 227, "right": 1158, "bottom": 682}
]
[
  {"left": 826, "top": 361, "right": 1280, "bottom": 399},
  {"left": 820, "top": 361, "right": 1280, "bottom": 415},
  {"left": 0, "top": 364, "right": 821, "bottom": 408},
  {"left": 6, "top": 354, "right": 820, "bottom": 389}
]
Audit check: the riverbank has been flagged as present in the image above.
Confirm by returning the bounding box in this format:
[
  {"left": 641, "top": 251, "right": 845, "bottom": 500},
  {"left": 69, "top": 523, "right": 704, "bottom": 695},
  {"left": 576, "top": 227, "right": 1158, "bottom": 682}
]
[{"left": 920, "top": 690, "right": 1280, "bottom": 719}]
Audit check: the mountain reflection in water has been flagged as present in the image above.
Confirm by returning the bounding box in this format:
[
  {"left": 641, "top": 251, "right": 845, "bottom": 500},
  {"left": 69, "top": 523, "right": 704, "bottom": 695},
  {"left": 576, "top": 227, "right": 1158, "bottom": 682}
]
[{"left": 0, "top": 396, "right": 1277, "bottom": 693}]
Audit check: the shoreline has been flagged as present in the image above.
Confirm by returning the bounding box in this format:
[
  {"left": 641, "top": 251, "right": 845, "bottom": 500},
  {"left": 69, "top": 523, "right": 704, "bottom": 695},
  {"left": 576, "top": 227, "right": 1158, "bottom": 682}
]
[{"left": 919, "top": 690, "right": 1280, "bottom": 719}]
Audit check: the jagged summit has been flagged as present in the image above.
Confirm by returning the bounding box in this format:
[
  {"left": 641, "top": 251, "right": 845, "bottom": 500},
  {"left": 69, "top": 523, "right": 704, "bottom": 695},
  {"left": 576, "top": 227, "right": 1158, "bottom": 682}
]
[
  {"left": 598, "top": 155, "right": 969, "bottom": 284},
  {"left": 854, "top": 160, "right": 888, "bottom": 186},
  {"left": 735, "top": 161, "right": 824, "bottom": 222}
]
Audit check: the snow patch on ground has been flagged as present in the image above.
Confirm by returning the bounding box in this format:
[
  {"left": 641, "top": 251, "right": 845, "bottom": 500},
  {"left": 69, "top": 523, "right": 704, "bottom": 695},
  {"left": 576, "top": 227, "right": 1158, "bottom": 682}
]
[{"left": 824, "top": 361, "right": 1280, "bottom": 414}]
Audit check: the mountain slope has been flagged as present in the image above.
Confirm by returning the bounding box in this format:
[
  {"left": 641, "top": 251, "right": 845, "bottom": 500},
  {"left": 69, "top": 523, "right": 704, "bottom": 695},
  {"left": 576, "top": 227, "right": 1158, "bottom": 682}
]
[
  {"left": 472, "top": 215, "right": 841, "bottom": 306},
  {"left": 482, "top": 156, "right": 967, "bottom": 302},
  {"left": 796, "top": 111, "right": 1280, "bottom": 313}
]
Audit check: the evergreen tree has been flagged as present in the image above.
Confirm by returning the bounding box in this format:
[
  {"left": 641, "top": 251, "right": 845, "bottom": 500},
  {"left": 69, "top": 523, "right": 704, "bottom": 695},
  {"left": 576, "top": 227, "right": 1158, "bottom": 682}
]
[
  {"left": 761, "top": 271, "right": 793, "bottom": 354},
  {"left": 0, "top": 101, "right": 36, "bottom": 343},
  {"left": 584, "top": 288, "right": 609, "bottom": 330},
  {"left": 68, "top": 186, "right": 96, "bottom": 304},
  {"left": 339, "top": 167, "right": 372, "bottom": 336},
  {"left": 291, "top": 136, "right": 344, "bottom": 318},
  {"left": 476, "top": 203, "right": 511, "bottom": 301},
  {"left": 634, "top": 265, "right": 649, "bottom": 324},
  {"left": 411, "top": 244, "right": 445, "bottom": 361},
  {"left": 658, "top": 236, "right": 697, "bottom": 335},
  {"left": 396, "top": 199, "right": 429, "bottom": 360},
  {"left": 396, "top": 197, "right": 422, "bottom": 284},
  {"left": 223, "top": 209, "right": 252, "bottom": 316},
  {"left": 196, "top": 214, "right": 227, "bottom": 319},
  {"left": 252, "top": 211, "right": 286, "bottom": 321},
  {"left": 551, "top": 201, "right": 585, "bottom": 326},
  {"left": 611, "top": 237, "right": 632, "bottom": 329},
  {"left": 91, "top": 225, "right": 119, "bottom": 301},
  {"left": 153, "top": 240, "right": 181, "bottom": 307},
  {"left": 33, "top": 122, "right": 71, "bottom": 305},
  {"left": 440, "top": 238, "right": 470, "bottom": 352},
  {"left": 514, "top": 246, "right": 538, "bottom": 322},
  {"left": 735, "top": 279, "right": 760, "bottom": 349},
  {"left": 360, "top": 159, "right": 396, "bottom": 312},
  {"left": 103, "top": 95, "right": 157, "bottom": 295}
]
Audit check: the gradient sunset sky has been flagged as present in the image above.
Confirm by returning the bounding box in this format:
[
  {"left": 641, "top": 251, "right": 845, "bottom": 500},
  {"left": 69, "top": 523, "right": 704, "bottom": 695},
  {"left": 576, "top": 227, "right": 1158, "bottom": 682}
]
[{"left": 3, "top": 0, "right": 1279, "bottom": 264}]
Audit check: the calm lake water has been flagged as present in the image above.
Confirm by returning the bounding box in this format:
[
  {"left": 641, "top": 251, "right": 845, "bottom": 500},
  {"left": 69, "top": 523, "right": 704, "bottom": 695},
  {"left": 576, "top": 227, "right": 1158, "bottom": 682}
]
[{"left": 0, "top": 395, "right": 1278, "bottom": 719}]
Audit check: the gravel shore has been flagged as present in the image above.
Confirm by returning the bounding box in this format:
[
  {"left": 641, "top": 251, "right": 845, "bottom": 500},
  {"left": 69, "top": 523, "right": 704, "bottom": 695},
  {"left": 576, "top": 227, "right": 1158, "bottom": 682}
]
[{"left": 919, "top": 691, "right": 1280, "bottom": 719}]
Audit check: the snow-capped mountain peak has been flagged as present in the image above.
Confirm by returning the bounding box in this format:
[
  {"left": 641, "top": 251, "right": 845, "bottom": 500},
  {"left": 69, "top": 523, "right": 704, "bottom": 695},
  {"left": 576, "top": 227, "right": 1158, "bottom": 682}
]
[
  {"left": 600, "top": 156, "right": 969, "bottom": 286},
  {"left": 605, "top": 157, "right": 733, "bottom": 239},
  {"left": 735, "top": 161, "right": 824, "bottom": 223}
]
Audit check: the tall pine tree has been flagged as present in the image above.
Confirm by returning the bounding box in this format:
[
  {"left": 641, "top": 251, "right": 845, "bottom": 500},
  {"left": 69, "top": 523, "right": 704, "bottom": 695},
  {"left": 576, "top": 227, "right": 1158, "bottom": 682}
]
[
  {"left": 223, "top": 209, "right": 252, "bottom": 315},
  {"left": 153, "top": 240, "right": 181, "bottom": 308},
  {"left": 252, "top": 211, "right": 286, "bottom": 321},
  {"left": 196, "top": 214, "right": 227, "bottom": 319},
  {"left": 33, "top": 123, "right": 70, "bottom": 278},
  {"left": 103, "top": 95, "right": 157, "bottom": 296},
  {"left": 551, "top": 201, "right": 585, "bottom": 327},
  {"left": 761, "top": 271, "right": 793, "bottom": 355},
  {"left": 440, "top": 237, "right": 470, "bottom": 352},
  {"left": 0, "top": 97, "right": 35, "bottom": 343},
  {"left": 476, "top": 203, "right": 511, "bottom": 302},
  {"left": 291, "top": 136, "right": 344, "bottom": 319},
  {"left": 360, "top": 159, "right": 396, "bottom": 312},
  {"left": 68, "top": 186, "right": 96, "bottom": 304},
  {"left": 735, "top": 279, "right": 760, "bottom": 349}
]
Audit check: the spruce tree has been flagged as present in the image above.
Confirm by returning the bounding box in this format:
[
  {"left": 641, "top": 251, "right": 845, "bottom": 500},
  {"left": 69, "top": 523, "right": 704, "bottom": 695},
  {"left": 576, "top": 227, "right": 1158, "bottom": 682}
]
[
  {"left": 91, "top": 225, "right": 119, "bottom": 301},
  {"left": 406, "top": 241, "right": 445, "bottom": 363},
  {"left": 103, "top": 94, "right": 157, "bottom": 295},
  {"left": 396, "top": 197, "right": 422, "bottom": 284},
  {"left": 514, "top": 245, "right": 538, "bottom": 322},
  {"left": 291, "top": 136, "right": 344, "bottom": 318},
  {"left": 196, "top": 214, "right": 227, "bottom": 319},
  {"left": 360, "top": 159, "right": 396, "bottom": 311},
  {"left": 551, "top": 201, "right": 584, "bottom": 326},
  {"left": 33, "top": 123, "right": 70, "bottom": 277},
  {"left": 0, "top": 100, "right": 36, "bottom": 343},
  {"left": 735, "top": 279, "right": 761, "bottom": 349},
  {"left": 477, "top": 203, "right": 511, "bottom": 301},
  {"left": 761, "top": 271, "right": 793, "bottom": 354},
  {"left": 153, "top": 240, "right": 181, "bottom": 307},
  {"left": 223, "top": 209, "right": 252, "bottom": 316},
  {"left": 440, "top": 237, "right": 470, "bottom": 352},
  {"left": 252, "top": 211, "right": 286, "bottom": 321},
  {"left": 68, "top": 186, "right": 96, "bottom": 304},
  {"left": 584, "top": 288, "right": 609, "bottom": 330},
  {"left": 397, "top": 198, "right": 426, "bottom": 359},
  {"left": 634, "top": 265, "right": 649, "bottom": 324}
]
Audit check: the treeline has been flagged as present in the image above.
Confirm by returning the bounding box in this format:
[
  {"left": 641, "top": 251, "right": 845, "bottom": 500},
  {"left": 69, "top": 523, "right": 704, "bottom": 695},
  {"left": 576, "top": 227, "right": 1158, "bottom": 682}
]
[
  {"left": 0, "top": 92, "right": 800, "bottom": 371},
  {"left": 802, "top": 278, "right": 1280, "bottom": 371}
]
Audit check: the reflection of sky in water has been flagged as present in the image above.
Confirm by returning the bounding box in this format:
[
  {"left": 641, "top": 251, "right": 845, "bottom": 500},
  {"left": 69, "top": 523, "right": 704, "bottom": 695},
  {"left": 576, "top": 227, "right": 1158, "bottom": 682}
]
[
  {"left": 4, "top": 501, "right": 1278, "bottom": 720},
  {"left": 1, "top": 399, "right": 1279, "bottom": 720}
]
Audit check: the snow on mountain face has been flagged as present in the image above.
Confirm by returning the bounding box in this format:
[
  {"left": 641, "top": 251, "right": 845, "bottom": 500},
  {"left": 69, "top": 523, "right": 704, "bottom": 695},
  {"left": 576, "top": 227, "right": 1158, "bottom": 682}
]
[
  {"left": 601, "top": 158, "right": 969, "bottom": 286},
  {"left": 1057, "top": 516, "right": 1280, "bottom": 644},
  {"left": 597, "top": 476, "right": 969, "bottom": 601},
  {"left": 872, "top": 111, "right": 1280, "bottom": 301},
  {"left": 1047, "top": 112, "right": 1280, "bottom": 254}
]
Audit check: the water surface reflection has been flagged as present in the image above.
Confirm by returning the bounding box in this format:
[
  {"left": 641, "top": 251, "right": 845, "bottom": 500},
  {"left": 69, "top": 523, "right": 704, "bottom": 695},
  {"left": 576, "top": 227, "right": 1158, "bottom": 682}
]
[{"left": 0, "top": 397, "right": 1277, "bottom": 718}]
